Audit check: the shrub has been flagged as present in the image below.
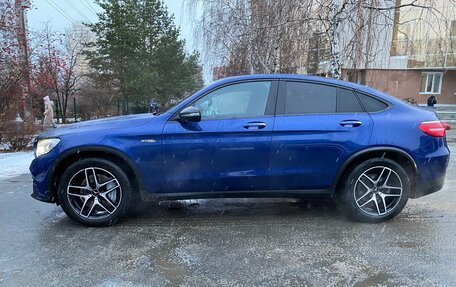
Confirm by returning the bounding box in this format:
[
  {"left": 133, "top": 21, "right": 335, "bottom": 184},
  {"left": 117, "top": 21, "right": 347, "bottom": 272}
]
[{"left": 0, "top": 116, "right": 40, "bottom": 151}]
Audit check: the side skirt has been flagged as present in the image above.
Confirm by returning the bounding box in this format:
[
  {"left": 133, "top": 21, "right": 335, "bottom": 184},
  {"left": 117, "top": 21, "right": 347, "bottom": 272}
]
[{"left": 141, "top": 189, "right": 334, "bottom": 201}]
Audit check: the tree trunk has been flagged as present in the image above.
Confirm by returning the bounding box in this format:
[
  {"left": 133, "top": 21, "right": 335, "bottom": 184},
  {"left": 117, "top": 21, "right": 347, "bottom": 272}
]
[{"left": 328, "top": 0, "right": 343, "bottom": 79}]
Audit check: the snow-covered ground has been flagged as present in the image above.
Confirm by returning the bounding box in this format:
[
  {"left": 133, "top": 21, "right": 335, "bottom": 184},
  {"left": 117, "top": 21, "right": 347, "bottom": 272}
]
[{"left": 0, "top": 151, "right": 34, "bottom": 180}]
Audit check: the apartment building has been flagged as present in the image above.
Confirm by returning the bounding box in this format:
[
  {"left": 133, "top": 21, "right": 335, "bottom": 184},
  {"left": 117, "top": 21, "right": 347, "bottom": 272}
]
[{"left": 342, "top": 0, "right": 456, "bottom": 104}]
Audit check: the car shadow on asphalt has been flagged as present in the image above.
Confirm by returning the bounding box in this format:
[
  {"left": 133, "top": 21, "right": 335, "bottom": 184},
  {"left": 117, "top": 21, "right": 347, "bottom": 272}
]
[{"left": 117, "top": 197, "right": 348, "bottom": 226}]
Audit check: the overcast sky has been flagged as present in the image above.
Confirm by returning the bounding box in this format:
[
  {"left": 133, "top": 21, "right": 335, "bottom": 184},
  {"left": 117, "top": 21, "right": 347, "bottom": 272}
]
[{"left": 27, "top": 0, "right": 197, "bottom": 52}]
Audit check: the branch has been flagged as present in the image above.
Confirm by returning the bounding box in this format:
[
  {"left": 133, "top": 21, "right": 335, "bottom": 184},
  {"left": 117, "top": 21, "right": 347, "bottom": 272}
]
[{"left": 363, "top": 0, "right": 431, "bottom": 11}]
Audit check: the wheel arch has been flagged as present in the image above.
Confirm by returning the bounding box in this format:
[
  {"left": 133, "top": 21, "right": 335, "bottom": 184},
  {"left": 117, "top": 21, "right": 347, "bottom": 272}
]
[
  {"left": 48, "top": 146, "right": 145, "bottom": 204},
  {"left": 332, "top": 146, "right": 418, "bottom": 196}
]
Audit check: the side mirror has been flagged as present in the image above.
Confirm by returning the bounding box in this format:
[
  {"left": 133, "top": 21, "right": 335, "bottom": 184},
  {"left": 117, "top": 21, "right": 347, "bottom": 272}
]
[{"left": 179, "top": 106, "right": 201, "bottom": 122}]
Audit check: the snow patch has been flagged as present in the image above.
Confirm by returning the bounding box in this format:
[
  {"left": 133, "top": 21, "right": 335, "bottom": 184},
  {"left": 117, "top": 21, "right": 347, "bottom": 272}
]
[
  {"left": 0, "top": 143, "right": 9, "bottom": 151},
  {"left": 0, "top": 152, "right": 34, "bottom": 180}
]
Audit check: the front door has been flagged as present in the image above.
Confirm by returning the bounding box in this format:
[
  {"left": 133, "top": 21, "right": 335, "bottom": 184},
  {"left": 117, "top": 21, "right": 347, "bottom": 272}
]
[{"left": 162, "top": 80, "right": 278, "bottom": 193}]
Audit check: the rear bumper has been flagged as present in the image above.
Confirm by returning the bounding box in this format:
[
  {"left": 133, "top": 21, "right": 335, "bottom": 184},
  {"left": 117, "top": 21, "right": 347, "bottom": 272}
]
[
  {"left": 412, "top": 144, "right": 450, "bottom": 198},
  {"left": 412, "top": 175, "right": 446, "bottom": 199}
]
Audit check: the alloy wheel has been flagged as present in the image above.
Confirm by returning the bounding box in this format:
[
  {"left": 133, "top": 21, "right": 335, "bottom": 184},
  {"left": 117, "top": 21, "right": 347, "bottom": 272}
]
[
  {"left": 353, "top": 166, "right": 403, "bottom": 217},
  {"left": 66, "top": 167, "right": 122, "bottom": 219}
]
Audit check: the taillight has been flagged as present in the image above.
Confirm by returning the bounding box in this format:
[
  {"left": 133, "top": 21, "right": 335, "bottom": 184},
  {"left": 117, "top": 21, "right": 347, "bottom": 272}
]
[{"left": 418, "top": 121, "right": 450, "bottom": 138}]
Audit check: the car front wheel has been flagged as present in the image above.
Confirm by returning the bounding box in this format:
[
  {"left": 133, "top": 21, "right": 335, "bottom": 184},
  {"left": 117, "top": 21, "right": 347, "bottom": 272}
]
[
  {"left": 58, "top": 158, "right": 132, "bottom": 226},
  {"left": 344, "top": 158, "right": 410, "bottom": 223}
]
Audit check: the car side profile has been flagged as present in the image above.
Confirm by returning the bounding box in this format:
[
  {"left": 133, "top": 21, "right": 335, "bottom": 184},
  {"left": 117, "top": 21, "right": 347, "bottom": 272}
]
[{"left": 30, "top": 74, "right": 451, "bottom": 226}]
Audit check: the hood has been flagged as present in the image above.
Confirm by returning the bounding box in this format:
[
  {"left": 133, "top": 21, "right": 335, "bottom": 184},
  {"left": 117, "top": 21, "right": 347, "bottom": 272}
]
[{"left": 39, "top": 113, "right": 155, "bottom": 138}]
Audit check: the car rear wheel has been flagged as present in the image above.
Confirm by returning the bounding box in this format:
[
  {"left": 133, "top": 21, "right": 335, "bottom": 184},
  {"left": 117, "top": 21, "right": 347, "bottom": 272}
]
[
  {"left": 343, "top": 158, "right": 410, "bottom": 223},
  {"left": 58, "top": 158, "right": 132, "bottom": 226}
]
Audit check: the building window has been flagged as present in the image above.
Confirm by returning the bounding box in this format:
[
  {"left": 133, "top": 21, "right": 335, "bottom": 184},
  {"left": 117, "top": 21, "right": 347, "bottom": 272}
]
[{"left": 420, "top": 72, "right": 443, "bottom": 94}]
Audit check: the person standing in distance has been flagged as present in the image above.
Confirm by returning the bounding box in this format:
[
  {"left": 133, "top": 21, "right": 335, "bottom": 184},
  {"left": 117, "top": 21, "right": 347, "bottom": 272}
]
[
  {"left": 427, "top": 95, "right": 437, "bottom": 108},
  {"left": 43, "top": 96, "right": 56, "bottom": 129}
]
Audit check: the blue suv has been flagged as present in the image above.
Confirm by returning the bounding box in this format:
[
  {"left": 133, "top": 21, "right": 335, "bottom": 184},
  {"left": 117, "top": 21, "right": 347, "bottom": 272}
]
[{"left": 30, "top": 75, "right": 450, "bottom": 226}]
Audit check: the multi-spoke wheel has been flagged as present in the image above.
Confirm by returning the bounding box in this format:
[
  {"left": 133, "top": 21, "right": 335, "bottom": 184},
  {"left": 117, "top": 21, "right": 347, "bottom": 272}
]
[
  {"left": 58, "top": 158, "right": 132, "bottom": 226},
  {"left": 344, "top": 158, "right": 410, "bottom": 223},
  {"left": 67, "top": 167, "right": 122, "bottom": 219}
]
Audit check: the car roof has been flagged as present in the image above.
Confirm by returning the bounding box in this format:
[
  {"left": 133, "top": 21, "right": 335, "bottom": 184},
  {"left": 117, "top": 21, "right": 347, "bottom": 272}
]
[
  {"left": 214, "top": 74, "right": 364, "bottom": 88},
  {"left": 212, "top": 74, "right": 405, "bottom": 106}
]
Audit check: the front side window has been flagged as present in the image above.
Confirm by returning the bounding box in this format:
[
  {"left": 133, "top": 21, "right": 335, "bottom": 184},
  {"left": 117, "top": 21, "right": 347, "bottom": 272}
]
[
  {"left": 420, "top": 72, "right": 443, "bottom": 94},
  {"left": 283, "top": 82, "right": 337, "bottom": 114},
  {"left": 194, "top": 81, "right": 271, "bottom": 120}
]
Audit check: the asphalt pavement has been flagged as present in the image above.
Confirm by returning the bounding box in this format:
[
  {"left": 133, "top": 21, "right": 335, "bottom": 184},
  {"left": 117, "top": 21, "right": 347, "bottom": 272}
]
[{"left": 0, "top": 146, "right": 455, "bottom": 286}]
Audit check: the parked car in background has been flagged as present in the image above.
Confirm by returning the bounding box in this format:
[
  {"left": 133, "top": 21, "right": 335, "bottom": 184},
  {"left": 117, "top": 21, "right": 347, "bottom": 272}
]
[{"left": 30, "top": 75, "right": 451, "bottom": 226}]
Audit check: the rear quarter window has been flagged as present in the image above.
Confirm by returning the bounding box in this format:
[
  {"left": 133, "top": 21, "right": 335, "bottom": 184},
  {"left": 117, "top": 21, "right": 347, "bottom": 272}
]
[{"left": 356, "top": 92, "right": 389, "bottom": 112}]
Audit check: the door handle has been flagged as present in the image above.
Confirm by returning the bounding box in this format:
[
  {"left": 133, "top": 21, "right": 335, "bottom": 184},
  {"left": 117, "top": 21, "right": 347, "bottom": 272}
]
[
  {"left": 243, "top": 122, "right": 266, "bottom": 130},
  {"left": 339, "top": 120, "right": 362, "bottom": 127}
]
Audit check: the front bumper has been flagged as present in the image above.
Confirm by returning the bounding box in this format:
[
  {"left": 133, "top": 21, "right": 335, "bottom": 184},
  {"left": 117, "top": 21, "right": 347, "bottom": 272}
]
[
  {"left": 31, "top": 188, "right": 55, "bottom": 203},
  {"left": 30, "top": 152, "right": 58, "bottom": 204}
]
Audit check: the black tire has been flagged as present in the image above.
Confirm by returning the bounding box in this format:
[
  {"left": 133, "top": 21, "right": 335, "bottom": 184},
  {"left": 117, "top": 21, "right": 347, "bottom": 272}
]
[
  {"left": 58, "top": 158, "right": 133, "bottom": 227},
  {"left": 343, "top": 158, "right": 410, "bottom": 223}
]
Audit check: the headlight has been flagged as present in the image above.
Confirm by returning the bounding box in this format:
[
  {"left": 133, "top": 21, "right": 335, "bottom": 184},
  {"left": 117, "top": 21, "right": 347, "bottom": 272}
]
[{"left": 36, "top": 138, "right": 60, "bottom": 157}]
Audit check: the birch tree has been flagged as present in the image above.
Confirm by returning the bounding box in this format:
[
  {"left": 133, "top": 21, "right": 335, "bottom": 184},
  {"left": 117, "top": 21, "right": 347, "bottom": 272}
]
[
  {"left": 187, "top": 0, "right": 315, "bottom": 75},
  {"left": 188, "top": 0, "right": 444, "bottom": 79}
]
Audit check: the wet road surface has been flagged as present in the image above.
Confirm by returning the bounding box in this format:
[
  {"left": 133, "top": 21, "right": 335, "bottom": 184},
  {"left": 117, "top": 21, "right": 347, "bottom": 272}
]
[{"left": 0, "top": 146, "right": 455, "bottom": 286}]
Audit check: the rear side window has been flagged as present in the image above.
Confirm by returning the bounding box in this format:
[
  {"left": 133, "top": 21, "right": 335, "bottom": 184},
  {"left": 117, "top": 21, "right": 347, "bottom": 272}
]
[
  {"left": 337, "top": 88, "right": 364, "bottom": 113},
  {"left": 357, "top": 92, "right": 389, "bottom": 112},
  {"left": 283, "top": 82, "right": 336, "bottom": 114}
]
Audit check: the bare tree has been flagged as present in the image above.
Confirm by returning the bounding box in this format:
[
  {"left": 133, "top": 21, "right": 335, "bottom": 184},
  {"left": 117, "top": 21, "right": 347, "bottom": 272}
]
[
  {"left": 36, "top": 23, "right": 89, "bottom": 123},
  {"left": 77, "top": 74, "right": 117, "bottom": 120},
  {"left": 0, "top": 0, "right": 25, "bottom": 119},
  {"left": 187, "top": 0, "right": 447, "bottom": 79},
  {"left": 320, "top": 0, "right": 446, "bottom": 79},
  {"left": 186, "top": 0, "right": 315, "bottom": 76}
]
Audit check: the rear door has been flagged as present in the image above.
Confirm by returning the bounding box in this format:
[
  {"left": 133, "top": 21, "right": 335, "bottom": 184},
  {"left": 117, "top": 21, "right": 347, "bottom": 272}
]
[{"left": 269, "top": 80, "right": 373, "bottom": 190}]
